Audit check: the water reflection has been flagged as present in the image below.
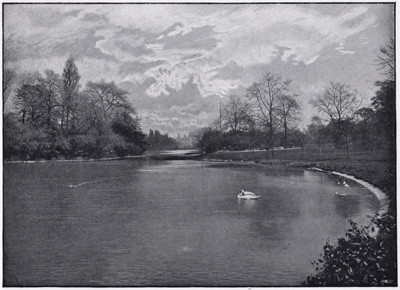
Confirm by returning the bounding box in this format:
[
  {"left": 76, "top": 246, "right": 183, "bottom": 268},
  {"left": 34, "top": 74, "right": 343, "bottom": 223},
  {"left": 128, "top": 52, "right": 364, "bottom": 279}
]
[
  {"left": 334, "top": 193, "right": 361, "bottom": 218},
  {"left": 303, "top": 170, "right": 324, "bottom": 182},
  {"left": 237, "top": 199, "right": 258, "bottom": 211}
]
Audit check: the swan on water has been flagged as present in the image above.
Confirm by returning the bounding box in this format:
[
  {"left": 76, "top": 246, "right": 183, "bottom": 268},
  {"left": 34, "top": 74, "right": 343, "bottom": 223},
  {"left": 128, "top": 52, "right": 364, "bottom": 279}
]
[
  {"left": 342, "top": 181, "right": 350, "bottom": 187},
  {"left": 237, "top": 189, "right": 260, "bottom": 199}
]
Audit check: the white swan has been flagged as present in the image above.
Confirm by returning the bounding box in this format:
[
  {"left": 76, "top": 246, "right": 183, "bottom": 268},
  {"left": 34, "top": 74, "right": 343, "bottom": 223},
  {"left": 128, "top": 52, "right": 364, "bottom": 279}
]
[{"left": 237, "top": 189, "right": 260, "bottom": 199}]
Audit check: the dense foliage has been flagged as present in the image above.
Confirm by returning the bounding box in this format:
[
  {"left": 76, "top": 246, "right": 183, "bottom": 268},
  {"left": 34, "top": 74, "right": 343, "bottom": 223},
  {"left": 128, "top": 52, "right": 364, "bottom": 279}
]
[
  {"left": 304, "top": 213, "right": 397, "bottom": 286},
  {"left": 3, "top": 58, "right": 147, "bottom": 160},
  {"left": 191, "top": 127, "right": 306, "bottom": 154},
  {"left": 373, "top": 80, "right": 396, "bottom": 163}
]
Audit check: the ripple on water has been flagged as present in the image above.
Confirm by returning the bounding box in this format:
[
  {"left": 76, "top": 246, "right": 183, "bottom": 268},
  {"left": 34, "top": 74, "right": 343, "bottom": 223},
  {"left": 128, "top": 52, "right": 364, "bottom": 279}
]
[{"left": 3, "top": 161, "right": 381, "bottom": 286}]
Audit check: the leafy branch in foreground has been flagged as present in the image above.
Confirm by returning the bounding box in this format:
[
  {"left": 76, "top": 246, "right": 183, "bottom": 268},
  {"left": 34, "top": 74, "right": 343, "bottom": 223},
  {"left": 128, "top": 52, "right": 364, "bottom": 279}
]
[{"left": 303, "top": 213, "right": 397, "bottom": 286}]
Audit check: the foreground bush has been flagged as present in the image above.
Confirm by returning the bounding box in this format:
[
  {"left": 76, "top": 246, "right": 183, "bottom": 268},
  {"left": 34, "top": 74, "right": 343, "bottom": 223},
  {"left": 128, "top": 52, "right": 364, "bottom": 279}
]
[{"left": 303, "top": 213, "right": 397, "bottom": 286}]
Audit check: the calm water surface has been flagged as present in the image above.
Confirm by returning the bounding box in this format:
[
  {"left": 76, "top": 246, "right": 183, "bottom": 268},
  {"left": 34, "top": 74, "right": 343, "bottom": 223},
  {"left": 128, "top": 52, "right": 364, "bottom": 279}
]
[{"left": 3, "top": 160, "right": 380, "bottom": 286}]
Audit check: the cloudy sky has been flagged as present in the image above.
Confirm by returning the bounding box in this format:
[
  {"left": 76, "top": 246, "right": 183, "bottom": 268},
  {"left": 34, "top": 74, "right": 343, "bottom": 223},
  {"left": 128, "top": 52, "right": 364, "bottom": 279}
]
[{"left": 4, "top": 3, "right": 394, "bottom": 136}]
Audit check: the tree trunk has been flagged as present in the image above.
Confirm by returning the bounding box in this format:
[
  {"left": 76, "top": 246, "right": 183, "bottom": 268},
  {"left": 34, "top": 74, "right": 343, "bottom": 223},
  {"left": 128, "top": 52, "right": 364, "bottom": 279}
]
[
  {"left": 66, "top": 107, "right": 70, "bottom": 133},
  {"left": 21, "top": 110, "right": 26, "bottom": 124},
  {"left": 47, "top": 107, "right": 51, "bottom": 128},
  {"left": 269, "top": 127, "right": 274, "bottom": 157},
  {"left": 284, "top": 120, "right": 288, "bottom": 149}
]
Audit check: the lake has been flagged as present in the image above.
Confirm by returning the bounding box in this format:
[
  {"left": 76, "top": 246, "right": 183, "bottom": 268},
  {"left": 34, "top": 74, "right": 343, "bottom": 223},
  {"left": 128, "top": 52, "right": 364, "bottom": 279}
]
[{"left": 3, "top": 159, "right": 381, "bottom": 286}]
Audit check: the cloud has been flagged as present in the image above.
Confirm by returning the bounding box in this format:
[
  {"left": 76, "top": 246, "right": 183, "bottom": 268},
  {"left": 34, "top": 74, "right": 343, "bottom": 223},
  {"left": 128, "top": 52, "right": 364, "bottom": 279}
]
[
  {"left": 118, "top": 60, "right": 165, "bottom": 76},
  {"left": 104, "top": 5, "right": 180, "bottom": 33},
  {"left": 5, "top": 4, "right": 377, "bottom": 83},
  {"left": 144, "top": 58, "right": 241, "bottom": 98},
  {"left": 140, "top": 108, "right": 214, "bottom": 136},
  {"left": 139, "top": 102, "right": 217, "bottom": 136},
  {"left": 5, "top": 4, "right": 377, "bottom": 62},
  {"left": 163, "top": 25, "right": 218, "bottom": 51},
  {"left": 94, "top": 28, "right": 149, "bottom": 62},
  {"left": 5, "top": 56, "right": 68, "bottom": 76},
  {"left": 121, "top": 73, "right": 148, "bottom": 85},
  {"left": 3, "top": 3, "right": 391, "bottom": 134},
  {"left": 338, "top": 50, "right": 356, "bottom": 55},
  {"left": 335, "top": 43, "right": 356, "bottom": 55},
  {"left": 300, "top": 82, "right": 326, "bottom": 97},
  {"left": 131, "top": 3, "right": 378, "bottom": 99},
  {"left": 76, "top": 57, "right": 122, "bottom": 84},
  {"left": 137, "top": 4, "right": 374, "bottom": 68}
]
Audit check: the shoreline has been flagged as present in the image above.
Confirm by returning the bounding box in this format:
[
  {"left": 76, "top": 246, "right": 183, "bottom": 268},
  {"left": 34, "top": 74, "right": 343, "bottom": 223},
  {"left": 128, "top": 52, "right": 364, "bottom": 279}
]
[
  {"left": 4, "top": 155, "right": 147, "bottom": 164},
  {"left": 4, "top": 151, "right": 202, "bottom": 164},
  {"left": 310, "top": 167, "right": 389, "bottom": 214},
  {"left": 204, "top": 158, "right": 389, "bottom": 214}
]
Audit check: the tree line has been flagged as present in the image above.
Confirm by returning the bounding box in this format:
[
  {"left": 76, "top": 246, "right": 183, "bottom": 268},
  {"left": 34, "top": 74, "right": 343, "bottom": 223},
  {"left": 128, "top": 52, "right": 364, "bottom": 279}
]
[
  {"left": 3, "top": 57, "right": 147, "bottom": 160},
  {"left": 3, "top": 39, "right": 394, "bottom": 162},
  {"left": 190, "top": 74, "right": 303, "bottom": 154},
  {"left": 147, "top": 129, "right": 179, "bottom": 150},
  {"left": 308, "top": 39, "right": 395, "bottom": 161},
  {"left": 191, "top": 40, "right": 395, "bottom": 160}
]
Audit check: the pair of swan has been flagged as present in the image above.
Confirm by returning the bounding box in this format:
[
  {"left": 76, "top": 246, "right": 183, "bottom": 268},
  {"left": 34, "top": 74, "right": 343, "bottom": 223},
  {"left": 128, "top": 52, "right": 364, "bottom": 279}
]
[{"left": 338, "top": 180, "right": 350, "bottom": 187}]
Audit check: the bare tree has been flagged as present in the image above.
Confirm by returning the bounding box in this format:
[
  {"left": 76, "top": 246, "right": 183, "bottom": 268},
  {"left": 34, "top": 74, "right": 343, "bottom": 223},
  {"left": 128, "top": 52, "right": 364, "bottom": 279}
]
[
  {"left": 306, "top": 115, "right": 328, "bottom": 153},
  {"left": 3, "top": 68, "right": 16, "bottom": 112},
  {"left": 14, "top": 82, "right": 43, "bottom": 125},
  {"left": 376, "top": 38, "right": 394, "bottom": 82},
  {"left": 84, "top": 81, "right": 134, "bottom": 129},
  {"left": 37, "top": 69, "right": 62, "bottom": 128},
  {"left": 221, "top": 94, "right": 252, "bottom": 132},
  {"left": 310, "top": 82, "right": 363, "bottom": 149},
  {"left": 247, "top": 72, "right": 291, "bottom": 150},
  {"left": 310, "top": 82, "right": 362, "bottom": 123},
  {"left": 278, "top": 94, "right": 301, "bottom": 148}
]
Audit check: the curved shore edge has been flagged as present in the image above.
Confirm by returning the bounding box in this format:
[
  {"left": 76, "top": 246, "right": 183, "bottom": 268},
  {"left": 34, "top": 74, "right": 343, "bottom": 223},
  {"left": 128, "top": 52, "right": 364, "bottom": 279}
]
[{"left": 310, "top": 167, "right": 389, "bottom": 214}]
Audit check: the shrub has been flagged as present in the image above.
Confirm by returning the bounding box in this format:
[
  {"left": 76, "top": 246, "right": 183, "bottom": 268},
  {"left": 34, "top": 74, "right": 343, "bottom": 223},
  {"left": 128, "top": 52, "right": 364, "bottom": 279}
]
[
  {"left": 303, "top": 213, "right": 397, "bottom": 286},
  {"left": 53, "top": 135, "right": 71, "bottom": 158},
  {"left": 15, "top": 126, "right": 51, "bottom": 160}
]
